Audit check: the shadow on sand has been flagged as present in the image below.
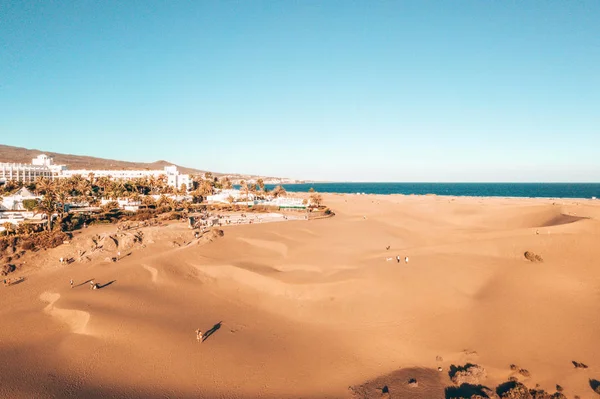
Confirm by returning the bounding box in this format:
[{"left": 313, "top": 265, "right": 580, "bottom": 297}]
[
  {"left": 97, "top": 280, "right": 116, "bottom": 289},
  {"left": 74, "top": 279, "right": 95, "bottom": 288},
  {"left": 445, "top": 384, "right": 491, "bottom": 399},
  {"left": 202, "top": 321, "right": 222, "bottom": 342},
  {"left": 590, "top": 379, "right": 600, "bottom": 394}
]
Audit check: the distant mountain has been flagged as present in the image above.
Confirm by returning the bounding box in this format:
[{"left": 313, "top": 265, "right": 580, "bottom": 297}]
[{"left": 0, "top": 144, "right": 301, "bottom": 183}]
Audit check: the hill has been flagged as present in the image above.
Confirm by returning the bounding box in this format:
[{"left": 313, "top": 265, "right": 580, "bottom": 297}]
[
  {"left": 0, "top": 144, "right": 298, "bottom": 182},
  {"left": 0, "top": 144, "right": 208, "bottom": 175}
]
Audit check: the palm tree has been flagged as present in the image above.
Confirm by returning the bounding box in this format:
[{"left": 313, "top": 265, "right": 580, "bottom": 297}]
[
  {"left": 156, "top": 194, "right": 173, "bottom": 210},
  {"left": 95, "top": 176, "right": 111, "bottom": 199},
  {"left": 239, "top": 180, "right": 249, "bottom": 203},
  {"left": 199, "top": 180, "right": 213, "bottom": 197},
  {"left": 76, "top": 178, "right": 92, "bottom": 204},
  {"left": 2, "top": 222, "right": 14, "bottom": 235},
  {"left": 272, "top": 185, "right": 287, "bottom": 198},
  {"left": 3, "top": 180, "right": 21, "bottom": 192},
  {"left": 156, "top": 175, "right": 168, "bottom": 194},
  {"left": 107, "top": 181, "right": 126, "bottom": 200},
  {"left": 35, "top": 177, "right": 54, "bottom": 195},
  {"left": 310, "top": 193, "right": 323, "bottom": 207},
  {"left": 68, "top": 174, "right": 85, "bottom": 195},
  {"left": 257, "top": 178, "right": 265, "bottom": 192},
  {"left": 129, "top": 191, "right": 142, "bottom": 204},
  {"left": 54, "top": 180, "right": 71, "bottom": 227},
  {"left": 142, "top": 196, "right": 156, "bottom": 207},
  {"left": 35, "top": 192, "right": 58, "bottom": 231},
  {"left": 221, "top": 177, "right": 233, "bottom": 190}
]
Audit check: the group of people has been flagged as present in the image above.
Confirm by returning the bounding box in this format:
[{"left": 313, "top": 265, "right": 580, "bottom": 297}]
[
  {"left": 68, "top": 279, "right": 99, "bottom": 290},
  {"left": 386, "top": 255, "right": 409, "bottom": 263}
]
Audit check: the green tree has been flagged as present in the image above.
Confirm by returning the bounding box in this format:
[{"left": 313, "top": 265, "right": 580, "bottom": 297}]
[{"left": 22, "top": 199, "right": 39, "bottom": 212}]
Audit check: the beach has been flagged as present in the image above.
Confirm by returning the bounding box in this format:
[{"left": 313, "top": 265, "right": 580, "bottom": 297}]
[{"left": 1, "top": 193, "right": 600, "bottom": 398}]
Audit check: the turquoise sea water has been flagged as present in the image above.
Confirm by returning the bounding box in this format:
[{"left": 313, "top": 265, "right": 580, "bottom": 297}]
[{"left": 264, "top": 183, "right": 600, "bottom": 199}]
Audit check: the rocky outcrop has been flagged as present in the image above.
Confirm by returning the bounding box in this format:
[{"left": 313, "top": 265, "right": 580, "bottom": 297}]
[{"left": 450, "top": 364, "right": 487, "bottom": 385}]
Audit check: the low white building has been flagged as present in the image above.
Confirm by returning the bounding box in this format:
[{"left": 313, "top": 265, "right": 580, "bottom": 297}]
[
  {"left": 0, "top": 187, "right": 43, "bottom": 231},
  {"left": 206, "top": 189, "right": 307, "bottom": 208},
  {"left": 0, "top": 187, "right": 40, "bottom": 211},
  {"left": 269, "top": 197, "right": 306, "bottom": 208},
  {"left": 207, "top": 189, "right": 256, "bottom": 204}
]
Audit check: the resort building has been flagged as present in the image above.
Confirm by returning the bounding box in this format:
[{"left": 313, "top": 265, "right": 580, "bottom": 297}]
[
  {"left": 0, "top": 155, "right": 65, "bottom": 184},
  {"left": 61, "top": 165, "right": 191, "bottom": 190},
  {"left": 0, "top": 155, "right": 191, "bottom": 190}
]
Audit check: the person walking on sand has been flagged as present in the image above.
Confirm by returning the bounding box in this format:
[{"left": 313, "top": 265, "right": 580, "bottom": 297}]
[
  {"left": 405, "top": 256, "right": 409, "bottom": 264},
  {"left": 196, "top": 329, "right": 203, "bottom": 342},
  {"left": 89, "top": 280, "right": 95, "bottom": 289},
  {"left": 70, "top": 279, "right": 74, "bottom": 288},
  {"left": 117, "top": 251, "right": 121, "bottom": 260},
  {"left": 396, "top": 255, "right": 400, "bottom": 263}
]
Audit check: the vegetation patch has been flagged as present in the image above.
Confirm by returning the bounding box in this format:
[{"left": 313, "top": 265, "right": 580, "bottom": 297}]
[{"left": 524, "top": 251, "right": 543, "bottom": 263}]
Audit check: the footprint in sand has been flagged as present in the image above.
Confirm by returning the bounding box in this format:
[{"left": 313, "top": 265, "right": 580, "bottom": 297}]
[
  {"left": 39, "top": 292, "right": 91, "bottom": 335},
  {"left": 142, "top": 264, "right": 158, "bottom": 283}
]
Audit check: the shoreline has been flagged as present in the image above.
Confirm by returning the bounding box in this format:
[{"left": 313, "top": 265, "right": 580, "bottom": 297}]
[
  {"left": 317, "top": 192, "right": 599, "bottom": 202},
  {"left": 267, "top": 182, "right": 600, "bottom": 200}
]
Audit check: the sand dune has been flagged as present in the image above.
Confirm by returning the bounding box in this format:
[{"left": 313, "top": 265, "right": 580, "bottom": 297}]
[
  {"left": 236, "top": 237, "right": 289, "bottom": 257},
  {"left": 2, "top": 194, "right": 600, "bottom": 398},
  {"left": 40, "top": 291, "right": 91, "bottom": 335}
]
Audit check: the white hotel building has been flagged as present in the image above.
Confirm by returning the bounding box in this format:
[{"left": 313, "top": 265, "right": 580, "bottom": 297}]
[
  {"left": 0, "top": 154, "right": 65, "bottom": 183},
  {"left": 0, "top": 155, "right": 191, "bottom": 190}
]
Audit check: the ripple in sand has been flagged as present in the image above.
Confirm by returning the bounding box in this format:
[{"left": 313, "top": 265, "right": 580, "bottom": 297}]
[
  {"left": 40, "top": 292, "right": 91, "bottom": 335},
  {"left": 142, "top": 264, "right": 158, "bottom": 282}
]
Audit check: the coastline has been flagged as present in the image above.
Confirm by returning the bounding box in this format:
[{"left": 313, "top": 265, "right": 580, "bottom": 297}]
[{"left": 271, "top": 182, "right": 600, "bottom": 200}]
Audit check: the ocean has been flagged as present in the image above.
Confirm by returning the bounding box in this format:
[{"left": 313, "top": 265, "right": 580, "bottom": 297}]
[{"left": 263, "top": 183, "right": 600, "bottom": 199}]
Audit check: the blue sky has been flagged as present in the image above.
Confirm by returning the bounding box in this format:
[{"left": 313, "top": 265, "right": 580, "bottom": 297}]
[{"left": 1, "top": 1, "right": 599, "bottom": 182}]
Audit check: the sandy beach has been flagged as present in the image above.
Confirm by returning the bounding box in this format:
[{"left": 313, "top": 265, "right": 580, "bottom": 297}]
[{"left": 1, "top": 194, "right": 600, "bottom": 398}]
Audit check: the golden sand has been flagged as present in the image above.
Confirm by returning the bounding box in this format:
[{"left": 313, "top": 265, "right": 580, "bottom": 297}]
[{"left": 1, "top": 194, "right": 599, "bottom": 398}]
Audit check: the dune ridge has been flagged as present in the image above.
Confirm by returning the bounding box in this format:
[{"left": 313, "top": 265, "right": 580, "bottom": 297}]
[{"left": 40, "top": 291, "right": 91, "bottom": 335}]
